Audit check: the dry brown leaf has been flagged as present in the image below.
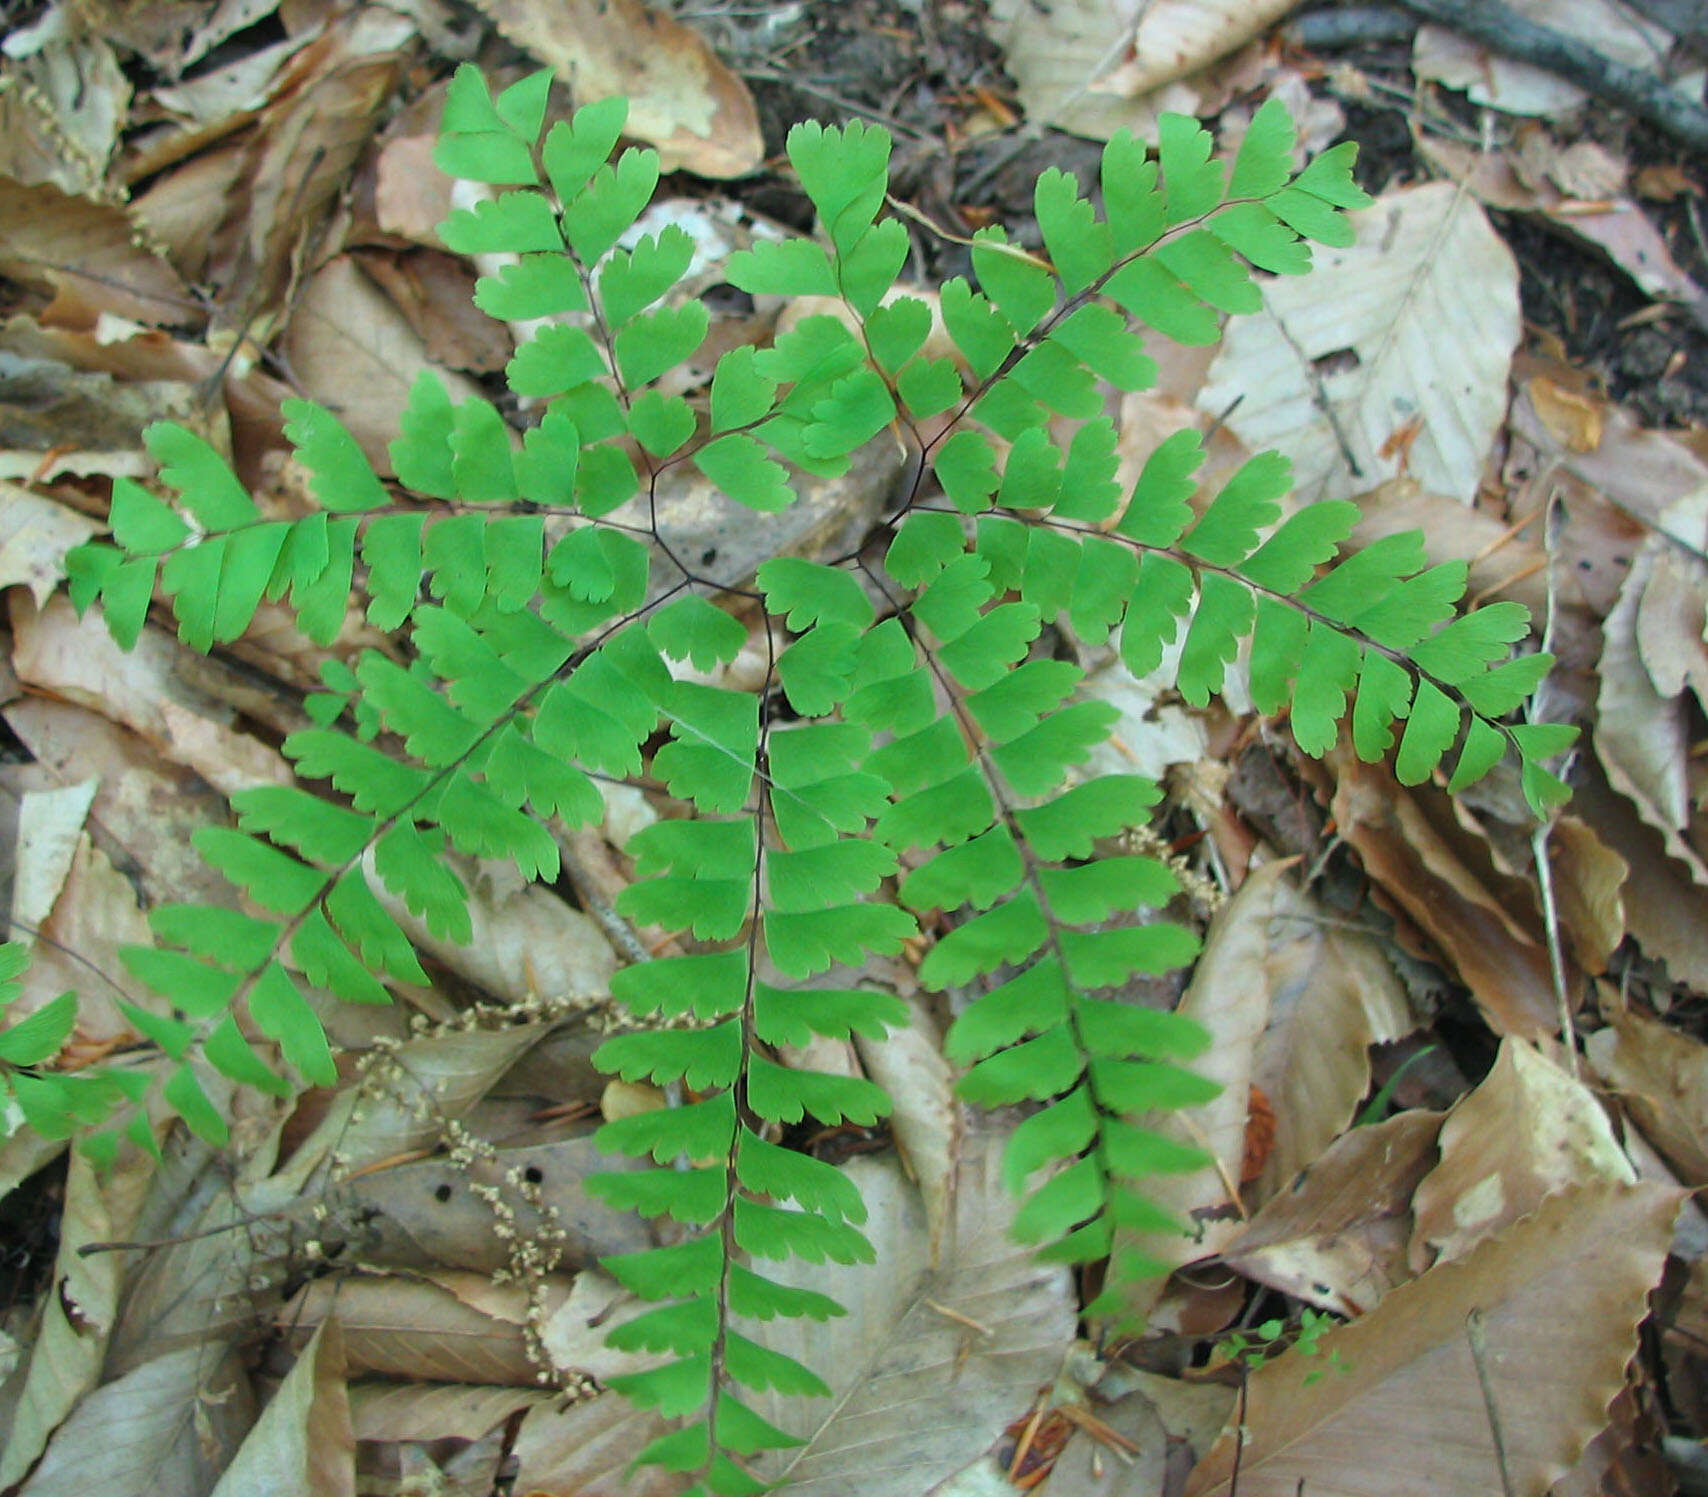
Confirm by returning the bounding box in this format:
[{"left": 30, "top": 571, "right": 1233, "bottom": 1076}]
[
  {"left": 509, "top": 1393, "right": 684, "bottom": 1497},
  {"left": 1243, "top": 873, "right": 1415, "bottom": 1201},
  {"left": 344, "top": 1134, "right": 651, "bottom": 1273},
  {"left": 201, "top": 10, "right": 413, "bottom": 340},
  {"left": 283, "top": 253, "right": 483, "bottom": 471},
  {"left": 1186, "top": 1181, "right": 1681, "bottom": 1497},
  {"left": 1113, "top": 861, "right": 1282, "bottom": 1317},
  {"left": 985, "top": 0, "right": 1298, "bottom": 139},
  {"left": 1222, "top": 1109, "right": 1443, "bottom": 1317},
  {"left": 283, "top": 1274, "right": 549, "bottom": 1388},
  {"left": 1200, "top": 183, "right": 1520, "bottom": 506},
  {"left": 0, "top": 9, "right": 129, "bottom": 195},
  {"left": 1596, "top": 489, "right": 1708, "bottom": 885},
  {"left": 0, "top": 176, "right": 190, "bottom": 327},
  {"left": 213, "top": 1321, "right": 355, "bottom": 1497},
  {"left": 0, "top": 1146, "right": 156, "bottom": 1486},
  {"left": 1587, "top": 1005, "right": 1708, "bottom": 1185},
  {"left": 1409, "top": 1039, "right": 1635, "bottom": 1270},
  {"left": 348, "top": 1380, "right": 548, "bottom": 1443},
  {"left": 472, "top": 0, "right": 761, "bottom": 178},
  {"left": 352, "top": 247, "right": 512, "bottom": 376},
  {"left": 854, "top": 995, "right": 960, "bottom": 1258},
  {"left": 1329, "top": 751, "right": 1562, "bottom": 1039},
  {"left": 745, "top": 1136, "right": 1076, "bottom": 1493},
  {"left": 10, "top": 593, "right": 293, "bottom": 796},
  {"left": 15, "top": 1344, "right": 252, "bottom": 1497},
  {"left": 1547, "top": 815, "right": 1629, "bottom": 975},
  {"left": 0, "top": 488, "right": 100, "bottom": 606}
]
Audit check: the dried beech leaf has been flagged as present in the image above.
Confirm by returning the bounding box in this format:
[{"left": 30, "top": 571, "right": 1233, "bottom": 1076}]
[
  {"left": 985, "top": 0, "right": 1299, "bottom": 139},
  {"left": 1186, "top": 1182, "right": 1681, "bottom": 1497},
  {"left": 471, "top": 0, "right": 762, "bottom": 177},
  {"left": 1246, "top": 874, "right": 1415, "bottom": 1201},
  {"left": 1114, "top": 862, "right": 1283, "bottom": 1315},
  {"left": 1587, "top": 1006, "right": 1708, "bottom": 1185},
  {"left": 1201, "top": 183, "right": 1520, "bottom": 505},
  {"left": 1409, "top": 1039, "right": 1635, "bottom": 1270},
  {"left": 1223, "top": 1109, "right": 1443, "bottom": 1317},
  {"left": 746, "top": 1137, "right": 1076, "bottom": 1493},
  {"left": 212, "top": 1321, "right": 355, "bottom": 1497},
  {"left": 1329, "top": 751, "right": 1560, "bottom": 1039}
]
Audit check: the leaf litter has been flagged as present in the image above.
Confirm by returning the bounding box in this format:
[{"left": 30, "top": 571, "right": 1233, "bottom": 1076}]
[{"left": 2, "top": 1, "right": 1708, "bottom": 1494}]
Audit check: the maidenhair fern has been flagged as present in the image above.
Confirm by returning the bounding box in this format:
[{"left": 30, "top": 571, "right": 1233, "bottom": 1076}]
[{"left": 22, "top": 65, "right": 1572, "bottom": 1492}]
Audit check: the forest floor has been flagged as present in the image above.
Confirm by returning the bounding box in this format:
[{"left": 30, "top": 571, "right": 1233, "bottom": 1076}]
[{"left": 2, "top": 1, "right": 1708, "bottom": 1494}]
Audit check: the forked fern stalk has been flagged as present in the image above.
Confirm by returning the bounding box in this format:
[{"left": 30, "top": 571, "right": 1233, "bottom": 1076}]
[{"left": 14, "top": 64, "right": 1572, "bottom": 1492}]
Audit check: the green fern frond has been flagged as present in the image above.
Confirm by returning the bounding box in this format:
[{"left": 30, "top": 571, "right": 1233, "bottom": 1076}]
[{"left": 44, "top": 62, "right": 1581, "bottom": 1493}]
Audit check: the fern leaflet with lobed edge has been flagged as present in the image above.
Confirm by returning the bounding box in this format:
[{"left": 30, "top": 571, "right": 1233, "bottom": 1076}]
[{"left": 37, "top": 67, "right": 1576, "bottom": 1492}]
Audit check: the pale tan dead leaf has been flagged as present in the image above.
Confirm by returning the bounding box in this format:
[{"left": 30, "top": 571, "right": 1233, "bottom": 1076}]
[
  {"left": 1414, "top": 0, "right": 1672, "bottom": 116},
  {"left": 0, "top": 1146, "right": 156, "bottom": 1486},
  {"left": 150, "top": 34, "right": 307, "bottom": 126},
  {"left": 1634, "top": 488, "right": 1708, "bottom": 703},
  {"left": 373, "top": 130, "right": 456, "bottom": 247},
  {"left": 330, "top": 1022, "right": 552, "bottom": 1170},
  {"left": 745, "top": 1135, "right": 1076, "bottom": 1494},
  {"left": 0, "top": 176, "right": 190, "bottom": 327},
  {"left": 365, "top": 850, "right": 618, "bottom": 1017},
  {"left": 473, "top": 0, "right": 762, "bottom": 178},
  {"left": 1329, "top": 750, "right": 1562, "bottom": 1039},
  {"left": 348, "top": 1380, "right": 548, "bottom": 1442},
  {"left": 10, "top": 594, "right": 293, "bottom": 796},
  {"left": 1200, "top": 183, "right": 1520, "bottom": 506},
  {"left": 8, "top": 775, "right": 97, "bottom": 943},
  {"left": 1244, "top": 874, "right": 1415, "bottom": 1201},
  {"left": 202, "top": 10, "right": 413, "bottom": 342},
  {"left": 16, "top": 1344, "right": 253, "bottom": 1497},
  {"left": 213, "top": 1320, "right": 355, "bottom": 1497},
  {"left": 343, "top": 1134, "right": 651, "bottom": 1273},
  {"left": 1410, "top": 1039, "right": 1635, "bottom": 1270},
  {"left": 1222, "top": 1109, "right": 1443, "bottom": 1318},
  {"left": 352, "top": 247, "right": 512, "bottom": 376},
  {"left": 284, "top": 254, "right": 483, "bottom": 472},
  {"left": 540, "top": 1268, "right": 673, "bottom": 1385},
  {"left": 1528, "top": 373, "right": 1606, "bottom": 453},
  {"left": 1421, "top": 134, "right": 1708, "bottom": 320},
  {"left": 283, "top": 1274, "right": 545, "bottom": 1388},
  {"left": 1111, "top": 861, "right": 1281, "bottom": 1319},
  {"left": 0, "top": 7, "right": 129, "bottom": 195},
  {"left": 984, "top": 0, "right": 1299, "bottom": 140},
  {"left": 854, "top": 995, "right": 960, "bottom": 1258},
  {"left": 1596, "top": 496, "right": 1708, "bottom": 884},
  {"left": 3, "top": 694, "right": 240, "bottom": 911},
  {"left": 0, "top": 488, "right": 100, "bottom": 606},
  {"left": 1587, "top": 1005, "right": 1708, "bottom": 1185},
  {"left": 1559, "top": 768, "right": 1708, "bottom": 991},
  {"left": 1185, "top": 1181, "right": 1681, "bottom": 1497},
  {"left": 509, "top": 1392, "right": 685, "bottom": 1497},
  {"left": 1547, "top": 816, "right": 1628, "bottom": 975}
]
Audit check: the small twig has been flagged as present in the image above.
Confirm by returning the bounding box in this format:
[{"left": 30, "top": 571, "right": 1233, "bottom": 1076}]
[
  {"left": 1007, "top": 1398, "right": 1048, "bottom": 1484},
  {"left": 1466, "top": 1307, "right": 1519, "bottom": 1497},
  {"left": 1531, "top": 821, "right": 1580, "bottom": 1076},
  {"left": 923, "top": 1297, "right": 993, "bottom": 1336},
  {"left": 1284, "top": 6, "right": 1417, "bottom": 49},
  {"left": 1390, "top": 0, "right": 1708, "bottom": 152}
]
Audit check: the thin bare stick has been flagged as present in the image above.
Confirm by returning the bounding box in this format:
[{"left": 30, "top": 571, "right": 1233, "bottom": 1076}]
[{"left": 1466, "top": 1307, "right": 1519, "bottom": 1497}]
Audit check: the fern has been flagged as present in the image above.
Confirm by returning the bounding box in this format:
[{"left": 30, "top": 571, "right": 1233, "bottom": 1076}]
[{"left": 32, "top": 72, "right": 1575, "bottom": 1491}]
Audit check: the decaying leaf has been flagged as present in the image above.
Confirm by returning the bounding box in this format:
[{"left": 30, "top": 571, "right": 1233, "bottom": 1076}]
[
  {"left": 1222, "top": 1109, "right": 1443, "bottom": 1317},
  {"left": 212, "top": 1321, "right": 355, "bottom": 1497},
  {"left": 1409, "top": 1039, "right": 1635, "bottom": 1269},
  {"left": 472, "top": 0, "right": 761, "bottom": 177},
  {"left": 985, "top": 0, "right": 1299, "bottom": 139},
  {"left": 1186, "top": 1182, "right": 1681, "bottom": 1497},
  {"left": 1112, "top": 861, "right": 1283, "bottom": 1315},
  {"left": 1243, "top": 872, "right": 1415, "bottom": 1200},
  {"left": 1329, "top": 751, "right": 1562, "bottom": 1039},
  {"left": 1596, "top": 487, "right": 1708, "bottom": 885},
  {"left": 743, "top": 1136, "right": 1076, "bottom": 1494},
  {"left": 1201, "top": 183, "right": 1520, "bottom": 505},
  {"left": 1587, "top": 1004, "right": 1708, "bottom": 1185},
  {"left": 16, "top": 1344, "right": 252, "bottom": 1497}
]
